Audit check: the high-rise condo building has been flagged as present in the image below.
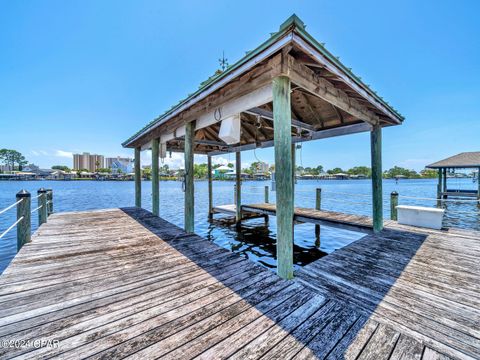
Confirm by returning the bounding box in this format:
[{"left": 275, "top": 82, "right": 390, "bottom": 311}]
[{"left": 73, "top": 153, "right": 104, "bottom": 172}]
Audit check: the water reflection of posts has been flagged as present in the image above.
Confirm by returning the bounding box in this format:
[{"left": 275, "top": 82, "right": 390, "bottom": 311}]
[{"left": 315, "top": 188, "right": 321, "bottom": 247}]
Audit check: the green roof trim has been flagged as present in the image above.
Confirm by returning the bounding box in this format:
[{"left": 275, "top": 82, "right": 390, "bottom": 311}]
[{"left": 123, "top": 14, "right": 403, "bottom": 147}]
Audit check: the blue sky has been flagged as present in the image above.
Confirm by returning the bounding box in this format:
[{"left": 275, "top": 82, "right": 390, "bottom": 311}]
[{"left": 1, "top": 0, "right": 479, "bottom": 171}]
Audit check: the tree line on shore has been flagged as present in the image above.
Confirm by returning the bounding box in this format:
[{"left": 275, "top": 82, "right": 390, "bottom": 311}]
[
  {"left": 0, "top": 148, "right": 440, "bottom": 180},
  {"left": 142, "top": 162, "right": 439, "bottom": 180}
]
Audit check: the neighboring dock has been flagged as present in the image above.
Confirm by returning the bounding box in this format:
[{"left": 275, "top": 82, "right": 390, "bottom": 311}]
[{"left": 0, "top": 207, "right": 479, "bottom": 359}]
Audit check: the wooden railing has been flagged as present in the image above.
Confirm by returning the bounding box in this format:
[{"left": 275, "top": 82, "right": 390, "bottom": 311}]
[{"left": 0, "top": 189, "right": 53, "bottom": 251}]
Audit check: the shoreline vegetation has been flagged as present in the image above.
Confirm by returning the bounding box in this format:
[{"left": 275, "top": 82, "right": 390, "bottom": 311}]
[{"left": 1, "top": 148, "right": 476, "bottom": 181}]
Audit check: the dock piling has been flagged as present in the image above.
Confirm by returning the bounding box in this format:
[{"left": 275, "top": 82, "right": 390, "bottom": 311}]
[
  {"left": 38, "top": 188, "right": 48, "bottom": 226},
  {"left": 16, "top": 190, "right": 31, "bottom": 251},
  {"left": 390, "top": 191, "right": 398, "bottom": 221},
  {"left": 134, "top": 147, "right": 142, "bottom": 208},
  {"left": 264, "top": 185, "right": 269, "bottom": 224},
  {"left": 152, "top": 138, "right": 160, "bottom": 216},
  {"left": 207, "top": 156, "right": 213, "bottom": 220},
  {"left": 235, "top": 151, "right": 242, "bottom": 226},
  {"left": 478, "top": 167, "right": 480, "bottom": 203},
  {"left": 46, "top": 189, "right": 53, "bottom": 216},
  {"left": 370, "top": 123, "right": 383, "bottom": 232},
  {"left": 184, "top": 121, "right": 195, "bottom": 233},
  {"left": 315, "top": 188, "right": 321, "bottom": 241},
  {"left": 273, "top": 75, "right": 294, "bottom": 280}
]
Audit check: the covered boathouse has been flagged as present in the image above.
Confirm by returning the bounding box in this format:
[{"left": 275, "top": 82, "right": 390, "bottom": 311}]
[
  {"left": 426, "top": 152, "right": 480, "bottom": 199},
  {"left": 3, "top": 15, "right": 480, "bottom": 360},
  {"left": 122, "top": 15, "right": 404, "bottom": 280}
]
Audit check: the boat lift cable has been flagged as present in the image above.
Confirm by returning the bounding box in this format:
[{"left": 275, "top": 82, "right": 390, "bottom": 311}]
[
  {"left": 0, "top": 216, "right": 24, "bottom": 240},
  {"left": 0, "top": 198, "right": 23, "bottom": 216}
]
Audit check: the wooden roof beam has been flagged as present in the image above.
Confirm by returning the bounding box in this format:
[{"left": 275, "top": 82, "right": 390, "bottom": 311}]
[
  {"left": 208, "top": 122, "right": 371, "bottom": 156},
  {"left": 244, "top": 107, "right": 316, "bottom": 132},
  {"left": 286, "top": 54, "right": 381, "bottom": 126}
]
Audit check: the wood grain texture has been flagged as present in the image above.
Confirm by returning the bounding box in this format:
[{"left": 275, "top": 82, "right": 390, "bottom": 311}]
[
  {"left": 151, "top": 137, "right": 159, "bottom": 216},
  {"left": 184, "top": 121, "right": 195, "bottom": 233},
  {"left": 370, "top": 123, "right": 383, "bottom": 232},
  {"left": 0, "top": 206, "right": 477, "bottom": 359},
  {"left": 134, "top": 147, "right": 141, "bottom": 207},
  {"left": 272, "top": 75, "right": 294, "bottom": 280}
]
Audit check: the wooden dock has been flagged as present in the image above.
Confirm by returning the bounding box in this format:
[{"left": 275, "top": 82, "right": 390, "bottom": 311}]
[
  {"left": 0, "top": 207, "right": 479, "bottom": 359},
  {"left": 215, "top": 202, "right": 389, "bottom": 232}
]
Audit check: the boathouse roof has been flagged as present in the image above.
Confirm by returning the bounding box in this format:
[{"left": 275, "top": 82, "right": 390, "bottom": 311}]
[
  {"left": 427, "top": 152, "right": 480, "bottom": 169},
  {"left": 123, "top": 14, "right": 404, "bottom": 153}
]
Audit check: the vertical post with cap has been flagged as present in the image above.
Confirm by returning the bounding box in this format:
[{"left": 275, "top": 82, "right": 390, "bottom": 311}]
[
  {"left": 134, "top": 147, "right": 142, "bottom": 208},
  {"left": 37, "top": 188, "right": 47, "bottom": 226},
  {"left": 46, "top": 189, "right": 53, "bottom": 216},
  {"left": 151, "top": 138, "right": 160, "bottom": 216},
  {"left": 184, "top": 121, "right": 195, "bottom": 233},
  {"left": 370, "top": 123, "right": 383, "bottom": 232},
  {"left": 390, "top": 191, "right": 398, "bottom": 221},
  {"left": 315, "top": 188, "right": 321, "bottom": 240},
  {"left": 273, "top": 75, "right": 294, "bottom": 280},
  {"left": 16, "top": 190, "right": 31, "bottom": 251},
  {"left": 437, "top": 168, "right": 442, "bottom": 207}
]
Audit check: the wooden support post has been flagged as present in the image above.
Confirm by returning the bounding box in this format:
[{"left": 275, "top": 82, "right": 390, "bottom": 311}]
[
  {"left": 437, "top": 169, "right": 442, "bottom": 206},
  {"left": 273, "top": 76, "right": 294, "bottom": 280},
  {"left": 477, "top": 167, "right": 480, "bottom": 202},
  {"left": 184, "top": 121, "right": 195, "bottom": 233},
  {"left": 370, "top": 123, "right": 383, "bottom": 232},
  {"left": 16, "top": 190, "right": 31, "bottom": 251},
  {"left": 46, "top": 189, "right": 53, "bottom": 216},
  {"left": 134, "top": 147, "right": 142, "bottom": 208},
  {"left": 235, "top": 151, "right": 242, "bottom": 225},
  {"left": 37, "top": 188, "right": 47, "bottom": 226},
  {"left": 151, "top": 138, "right": 160, "bottom": 216},
  {"left": 207, "top": 156, "right": 213, "bottom": 220},
  {"left": 442, "top": 168, "right": 447, "bottom": 198},
  {"left": 264, "top": 185, "right": 269, "bottom": 224},
  {"left": 390, "top": 191, "right": 398, "bottom": 221},
  {"left": 315, "top": 188, "right": 321, "bottom": 240},
  {"left": 292, "top": 144, "right": 296, "bottom": 196}
]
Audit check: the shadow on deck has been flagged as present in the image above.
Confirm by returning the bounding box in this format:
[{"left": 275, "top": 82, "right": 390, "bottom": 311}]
[{"left": 0, "top": 207, "right": 477, "bottom": 359}]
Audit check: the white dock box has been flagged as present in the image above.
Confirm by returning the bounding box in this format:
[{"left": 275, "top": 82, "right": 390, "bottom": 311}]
[{"left": 396, "top": 205, "right": 445, "bottom": 230}]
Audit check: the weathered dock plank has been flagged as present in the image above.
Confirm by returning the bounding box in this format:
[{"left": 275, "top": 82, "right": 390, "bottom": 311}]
[{"left": 0, "top": 207, "right": 478, "bottom": 359}]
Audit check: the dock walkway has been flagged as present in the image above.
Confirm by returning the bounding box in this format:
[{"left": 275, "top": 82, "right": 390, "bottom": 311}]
[{"left": 0, "top": 207, "right": 478, "bottom": 359}]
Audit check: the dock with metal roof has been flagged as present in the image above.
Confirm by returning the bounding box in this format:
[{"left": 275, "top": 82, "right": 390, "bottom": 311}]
[
  {"left": 1, "top": 207, "right": 479, "bottom": 359},
  {"left": 427, "top": 152, "right": 480, "bottom": 200}
]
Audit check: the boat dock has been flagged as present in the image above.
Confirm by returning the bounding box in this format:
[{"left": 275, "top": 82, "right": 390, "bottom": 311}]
[
  {"left": 214, "top": 202, "right": 387, "bottom": 232},
  {"left": 1, "top": 207, "right": 479, "bottom": 359}
]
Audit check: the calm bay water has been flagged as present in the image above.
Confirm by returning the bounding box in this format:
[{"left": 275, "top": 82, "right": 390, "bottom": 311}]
[{"left": 0, "top": 178, "right": 478, "bottom": 272}]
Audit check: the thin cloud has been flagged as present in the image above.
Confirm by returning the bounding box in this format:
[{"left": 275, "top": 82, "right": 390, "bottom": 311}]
[{"left": 55, "top": 150, "right": 73, "bottom": 158}]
